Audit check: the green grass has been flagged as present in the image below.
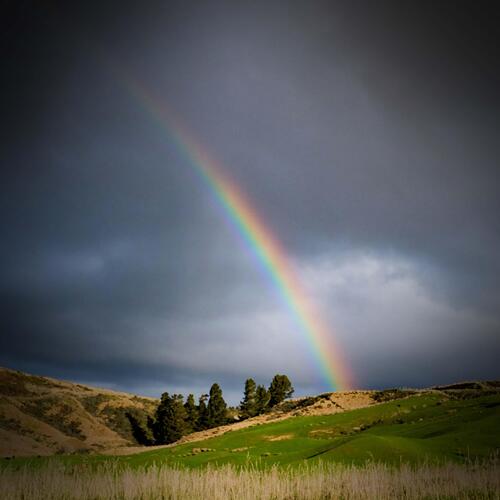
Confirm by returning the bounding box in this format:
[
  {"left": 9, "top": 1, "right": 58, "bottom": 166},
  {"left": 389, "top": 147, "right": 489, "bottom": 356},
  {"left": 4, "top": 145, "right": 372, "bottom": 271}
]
[{"left": 4, "top": 392, "right": 500, "bottom": 470}]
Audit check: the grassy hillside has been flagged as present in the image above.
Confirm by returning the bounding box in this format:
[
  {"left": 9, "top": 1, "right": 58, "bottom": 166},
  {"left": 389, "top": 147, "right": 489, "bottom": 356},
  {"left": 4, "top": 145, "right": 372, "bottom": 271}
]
[
  {"left": 4, "top": 383, "right": 498, "bottom": 470},
  {"left": 107, "top": 389, "right": 499, "bottom": 468},
  {"left": 0, "top": 367, "right": 157, "bottom": 457},
  {"left": 2, "top": 366, "right": 498, "bottom": 468}
]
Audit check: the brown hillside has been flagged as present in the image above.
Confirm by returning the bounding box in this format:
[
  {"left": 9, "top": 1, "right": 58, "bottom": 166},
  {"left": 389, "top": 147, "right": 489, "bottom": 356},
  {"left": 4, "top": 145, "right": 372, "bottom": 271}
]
[{"left": 0, "top": 367, "right": 157, "bottom": 457}]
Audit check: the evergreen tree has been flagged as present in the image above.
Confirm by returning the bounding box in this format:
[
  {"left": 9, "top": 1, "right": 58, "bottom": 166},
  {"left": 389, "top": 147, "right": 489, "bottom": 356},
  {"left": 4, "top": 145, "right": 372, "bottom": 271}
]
[
  {"left": 146, "top": 415, "right": 156, "bottom": 439},
  {"left": 268, "top": 374, "right": 294, "bottom": 407},
  {"left": 255, "top": 384, "right": 270, "bottom": 414},
  {"left": 240, "top": 378, "right": 257, "bottom": 419},
  {"left": 126, "top": 412, "right": 154, "bottom": 446},
  {"left": 207, "top": 383, "right": 227, "bottom": 427},
  {"left": 196, "top": 394, "right": 209, "bottom": 431},
  {"left": 153, "top": 392, "right": 187, "bottom": 444},
  {"left": 184, "top": 393, "right": 198, "bottom": 433}
]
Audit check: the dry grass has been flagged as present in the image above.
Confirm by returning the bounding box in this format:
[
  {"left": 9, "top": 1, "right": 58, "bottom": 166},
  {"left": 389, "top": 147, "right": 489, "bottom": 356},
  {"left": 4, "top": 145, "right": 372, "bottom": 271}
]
[{"left": 1, "top": 459, "right": 499, "bottom": 499}]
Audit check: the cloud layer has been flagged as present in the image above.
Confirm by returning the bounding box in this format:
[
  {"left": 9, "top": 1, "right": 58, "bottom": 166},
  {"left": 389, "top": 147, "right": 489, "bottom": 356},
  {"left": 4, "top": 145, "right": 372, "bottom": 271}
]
[{"left": 1, "top": 1, "right": 499, "bottom": 402}]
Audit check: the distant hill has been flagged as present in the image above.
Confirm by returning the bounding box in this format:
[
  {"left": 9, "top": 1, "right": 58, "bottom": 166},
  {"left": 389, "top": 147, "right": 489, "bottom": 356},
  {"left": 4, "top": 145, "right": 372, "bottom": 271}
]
[
  {"left": 1, "top": 366, "right": 498, "bottom": 460},
  {"left": 0, "top": 367, "right": 157, "bottom": 457}
]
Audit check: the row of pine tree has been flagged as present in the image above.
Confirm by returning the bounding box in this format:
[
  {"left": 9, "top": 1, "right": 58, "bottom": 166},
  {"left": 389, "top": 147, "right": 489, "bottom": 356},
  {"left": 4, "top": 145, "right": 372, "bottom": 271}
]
[{"left": 128, "top": 374, "right": 294, "bottom": 445}]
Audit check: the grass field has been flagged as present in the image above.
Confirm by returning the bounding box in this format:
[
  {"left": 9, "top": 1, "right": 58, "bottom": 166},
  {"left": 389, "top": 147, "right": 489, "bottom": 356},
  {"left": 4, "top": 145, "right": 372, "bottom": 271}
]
[{"left": 2, "top": 460, "right": 499, "bottom": 499}]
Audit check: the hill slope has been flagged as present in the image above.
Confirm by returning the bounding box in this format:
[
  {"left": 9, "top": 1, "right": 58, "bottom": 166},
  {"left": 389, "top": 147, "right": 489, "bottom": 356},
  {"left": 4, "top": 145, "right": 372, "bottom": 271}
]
[
  {"left": 2, "top": 366, "right": 499, "bottom": 465},
  {"left": 0, "top": 367, "right": 381, "bottom": 458},
  {"left": 0, "top": 367, "right": 157, "bottom": 457},
  {"left": 102, "top": 386, "right": 500, "bottom": 468}
]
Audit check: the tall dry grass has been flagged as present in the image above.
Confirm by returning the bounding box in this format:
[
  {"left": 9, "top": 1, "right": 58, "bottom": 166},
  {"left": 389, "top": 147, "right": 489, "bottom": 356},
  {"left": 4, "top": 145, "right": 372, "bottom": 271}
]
[{"left": 1, "top": 459, "right": 499, "bottom": 499}]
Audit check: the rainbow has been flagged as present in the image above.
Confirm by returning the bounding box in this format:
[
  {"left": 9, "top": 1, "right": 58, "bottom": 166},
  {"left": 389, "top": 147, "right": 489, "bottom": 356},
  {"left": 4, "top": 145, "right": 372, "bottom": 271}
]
[{"left": 121, "top": 78, "right": 352, "bottom": 391}]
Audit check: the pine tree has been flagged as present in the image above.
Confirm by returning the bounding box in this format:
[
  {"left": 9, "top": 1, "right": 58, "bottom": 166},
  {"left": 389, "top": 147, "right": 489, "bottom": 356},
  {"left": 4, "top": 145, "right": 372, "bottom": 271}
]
[
  {"left": 184, "top": 393, "right": 198, "bottom": 433},
  {"left": 240, "top": 378, "right": 257, "bottom": 419},
  {"left": 153, "top": 392, "right": 188, "bottom": 444},
  {"left": 147, "top": 415, "right": 155, "bottom": 437},
  {"left": 126, "top": 412, "right": 154, "bottom": 446},
  {"left": 207, "top": 383, "right": 227, "bottom": 427},
  {"left": 268, "top": 374, "right": 294, "bottom": 407},
  {"left": 255, "top": 384, "right": 270, "bottom": 414},
  {"left": 196, "top": 394, "right": 209, "bottom": 431}
]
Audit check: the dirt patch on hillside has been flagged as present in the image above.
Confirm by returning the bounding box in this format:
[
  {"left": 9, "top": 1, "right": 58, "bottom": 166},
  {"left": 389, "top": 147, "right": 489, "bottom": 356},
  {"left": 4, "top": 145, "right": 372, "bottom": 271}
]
[
  {"left": 309, "top": 428, "right": 335, "bottom": 436},
  {"left": 290, "top": 391, "right": 376, "bottom": 417},
  {"left": 265, "top": 433, "right": 294, "bottom": 441}
]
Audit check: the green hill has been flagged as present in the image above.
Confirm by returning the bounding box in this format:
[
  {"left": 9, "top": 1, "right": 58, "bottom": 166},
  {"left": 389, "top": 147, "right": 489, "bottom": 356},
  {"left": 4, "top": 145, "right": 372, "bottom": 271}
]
[
  {"left": 121, "top": 389, "right": 500, "bottom": 468},
  {"left": 2, "top": 368, "right": 499, "bottom": 469},
  {"left": 7, "top": 384, "right": 497, "bottom": 470}
]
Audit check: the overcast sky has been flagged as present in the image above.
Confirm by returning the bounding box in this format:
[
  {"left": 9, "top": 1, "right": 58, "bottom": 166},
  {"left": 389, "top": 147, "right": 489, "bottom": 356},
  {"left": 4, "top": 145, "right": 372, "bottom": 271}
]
[{"left": 1, "top": 1, "right": 499, "bottom": 403}]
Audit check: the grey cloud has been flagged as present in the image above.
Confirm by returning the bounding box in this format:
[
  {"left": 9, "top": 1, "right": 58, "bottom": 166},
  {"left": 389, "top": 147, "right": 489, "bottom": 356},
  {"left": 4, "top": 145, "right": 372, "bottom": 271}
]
[{"left": 1, "top": 1, "right": 499, "bottom": 402}]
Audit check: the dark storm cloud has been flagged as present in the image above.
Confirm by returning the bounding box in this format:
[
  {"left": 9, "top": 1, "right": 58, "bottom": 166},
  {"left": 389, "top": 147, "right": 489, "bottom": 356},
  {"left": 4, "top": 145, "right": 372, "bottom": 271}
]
[
  {"left": 154, "top": 0, "right": 500, "bottom": 311},
  {"left": 1, "top": 1, "right": 499, "bottom": 401}
]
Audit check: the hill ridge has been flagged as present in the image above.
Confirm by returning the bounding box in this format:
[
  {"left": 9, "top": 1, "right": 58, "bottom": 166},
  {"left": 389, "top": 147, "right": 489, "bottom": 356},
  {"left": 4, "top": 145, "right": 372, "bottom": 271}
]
[
  {"left": 0, "top": 366, "right": 157, "bottom": 457},
  {"left": 1, "top": 366, "right": 498, "bottom": 458}
]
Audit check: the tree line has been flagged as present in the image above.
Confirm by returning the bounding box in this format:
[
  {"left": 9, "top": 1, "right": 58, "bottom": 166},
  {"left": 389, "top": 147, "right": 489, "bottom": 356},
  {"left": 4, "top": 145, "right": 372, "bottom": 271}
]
[{"left": 128, "top": 374, "right": 294, "bottom": 445}]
